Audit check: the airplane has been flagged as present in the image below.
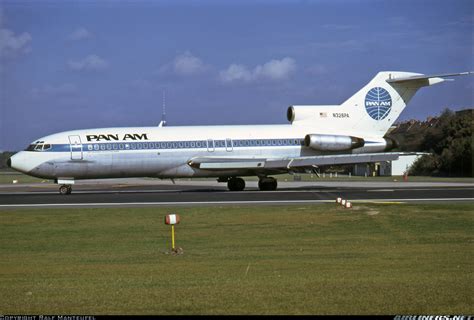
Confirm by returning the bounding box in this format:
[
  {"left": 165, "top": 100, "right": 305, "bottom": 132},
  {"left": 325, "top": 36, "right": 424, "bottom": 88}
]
[{"left": 7, "top": 71, "right": 472, "bottom": 194}]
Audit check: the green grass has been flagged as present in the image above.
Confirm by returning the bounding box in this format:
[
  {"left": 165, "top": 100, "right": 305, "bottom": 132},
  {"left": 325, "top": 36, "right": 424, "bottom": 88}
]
[
  {"left": 0, "top": 203, "right": 472, "bottom": 314},
  {"left": 0, "top": 170, "right": 46, "bottom": 184}
]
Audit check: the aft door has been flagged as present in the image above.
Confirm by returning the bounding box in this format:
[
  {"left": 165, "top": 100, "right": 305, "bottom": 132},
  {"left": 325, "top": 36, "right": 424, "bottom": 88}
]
[{"left": 68, "top": 135, "right": 83, "bottom": 160}]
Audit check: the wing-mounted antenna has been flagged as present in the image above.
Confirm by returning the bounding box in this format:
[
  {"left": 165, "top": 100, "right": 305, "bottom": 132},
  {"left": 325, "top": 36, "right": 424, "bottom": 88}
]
[{"left": 158, "top": 88, "right": 167, "bottom": 127}]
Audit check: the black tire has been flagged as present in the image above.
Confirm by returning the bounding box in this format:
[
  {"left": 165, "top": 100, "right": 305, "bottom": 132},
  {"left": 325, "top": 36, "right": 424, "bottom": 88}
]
[
  {"left": 258, "top": 177, "right": 278, "bottom": 191},
  {"left": 228, "top": 177, "right": 245, "bottom": 191},
  {"left": 59, "top": 185, "right": 70, "bottom": 195}
]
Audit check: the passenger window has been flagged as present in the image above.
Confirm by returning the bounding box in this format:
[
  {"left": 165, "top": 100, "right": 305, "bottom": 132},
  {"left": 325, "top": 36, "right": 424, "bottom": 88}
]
[
  {"left": 106, "top": 144, "right": 112, "bottom": 150},
  {"left": 94, "top": 144, "right": 99, "bottom": 150}
]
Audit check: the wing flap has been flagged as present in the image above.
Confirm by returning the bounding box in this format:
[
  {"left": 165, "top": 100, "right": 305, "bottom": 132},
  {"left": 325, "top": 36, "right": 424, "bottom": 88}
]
[
  {"left": 188, "top": 157, "right": 266, "bottom": 170},
  {"left": 188, "top": 152, "right": 418, "bottom": 171}
]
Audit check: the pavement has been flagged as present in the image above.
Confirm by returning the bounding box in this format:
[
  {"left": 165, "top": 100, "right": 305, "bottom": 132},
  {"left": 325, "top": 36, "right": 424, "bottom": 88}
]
[{"left": 0, "top": 178, "right": 472, "bottom": 208}]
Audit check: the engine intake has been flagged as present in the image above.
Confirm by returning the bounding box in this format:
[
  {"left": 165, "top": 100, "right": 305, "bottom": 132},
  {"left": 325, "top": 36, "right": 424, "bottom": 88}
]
[{"left": 304, "top": 134, "right": 365, "bottom": 151}]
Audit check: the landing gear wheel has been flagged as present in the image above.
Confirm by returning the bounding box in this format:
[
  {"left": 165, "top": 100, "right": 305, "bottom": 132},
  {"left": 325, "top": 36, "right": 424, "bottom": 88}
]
[
  {"left": 59, "top": 185, "right": 72, "bottom": 195},
  {"left": 227, "top": 177, "right": 246, "bottom": 191},
  {"left": 258, "top": 177, "right": 278, "bottom": 191}
]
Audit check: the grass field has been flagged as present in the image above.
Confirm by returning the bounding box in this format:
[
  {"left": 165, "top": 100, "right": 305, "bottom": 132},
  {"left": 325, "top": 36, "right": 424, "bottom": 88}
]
[
  {"left": 0, "top": 170, "right": 45, "bottom": 184},
  {"left": 0, "top": 203, "right": 472, "bottom": 315}
]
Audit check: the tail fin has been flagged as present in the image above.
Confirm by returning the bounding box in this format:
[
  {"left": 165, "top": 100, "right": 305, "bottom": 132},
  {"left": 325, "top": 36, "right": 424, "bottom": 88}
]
[
  {"left": 341, "top": 71, "right": 423, "bottom": 137},
  {"left": 289, "top": 71, "right": 472, "bottom": 137}
]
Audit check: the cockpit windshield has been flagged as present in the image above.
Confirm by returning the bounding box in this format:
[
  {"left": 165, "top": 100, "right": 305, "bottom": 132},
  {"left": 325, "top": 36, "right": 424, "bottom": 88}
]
[{"left": 25, "top": 141, "right": 52, "bottom": 152}]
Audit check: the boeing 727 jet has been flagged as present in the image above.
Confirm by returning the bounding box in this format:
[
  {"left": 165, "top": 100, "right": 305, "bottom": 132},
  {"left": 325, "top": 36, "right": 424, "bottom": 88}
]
[{"left": 7, "top": 71, "right": 472, "bottom": 194}]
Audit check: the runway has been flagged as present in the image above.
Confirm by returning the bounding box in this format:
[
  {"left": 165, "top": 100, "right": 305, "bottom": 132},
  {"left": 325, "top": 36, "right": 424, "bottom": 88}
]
[{"left": 0, "top": 179, "right": 473, "bottom": 208}]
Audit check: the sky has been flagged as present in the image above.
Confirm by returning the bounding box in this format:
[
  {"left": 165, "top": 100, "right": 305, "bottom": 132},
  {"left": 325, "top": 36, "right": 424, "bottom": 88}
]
[{"left": 0, "top": 0, "right": 473, "bottom": 151}]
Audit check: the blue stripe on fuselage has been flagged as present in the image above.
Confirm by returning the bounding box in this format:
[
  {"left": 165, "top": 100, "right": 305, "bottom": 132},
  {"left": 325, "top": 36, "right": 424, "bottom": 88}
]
[{"left": 36, "top": 138, "right": 308, "bottom": 152}]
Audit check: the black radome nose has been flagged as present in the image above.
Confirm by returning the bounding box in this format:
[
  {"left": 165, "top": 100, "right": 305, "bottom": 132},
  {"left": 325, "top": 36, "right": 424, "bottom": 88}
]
[{"left": 7, "top": 158, "right": 11, "bottom": 168}]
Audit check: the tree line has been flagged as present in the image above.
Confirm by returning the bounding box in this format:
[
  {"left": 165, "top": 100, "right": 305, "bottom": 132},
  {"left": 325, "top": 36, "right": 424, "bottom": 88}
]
[{"left": 401, "top": 109, "right": 473, "bottom": 177}]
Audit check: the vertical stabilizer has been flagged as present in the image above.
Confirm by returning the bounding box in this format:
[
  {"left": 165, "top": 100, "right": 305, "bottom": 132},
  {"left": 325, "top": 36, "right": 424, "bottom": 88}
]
[{"left": 340, "top": 71, "right": 425, "bottom": 137}]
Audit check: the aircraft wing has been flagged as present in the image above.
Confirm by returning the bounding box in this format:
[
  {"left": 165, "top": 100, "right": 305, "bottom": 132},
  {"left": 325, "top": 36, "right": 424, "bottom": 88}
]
[
  {"left": 386, "top": 71, "right": 473, "bottom": 84},
  {"left": 187, "top": 152, "right": 418, "bottom": 171}
]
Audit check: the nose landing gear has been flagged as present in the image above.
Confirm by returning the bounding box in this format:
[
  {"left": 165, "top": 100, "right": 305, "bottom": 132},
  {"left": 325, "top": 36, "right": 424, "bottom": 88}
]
[{"left": 59, "top": 185, "right": 72, "bottom": 195}]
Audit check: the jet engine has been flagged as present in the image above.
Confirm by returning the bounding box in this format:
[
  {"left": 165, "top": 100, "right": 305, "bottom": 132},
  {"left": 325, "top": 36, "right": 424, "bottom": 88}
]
[{"left": 304, "top": 134, "right": 365, "bottom": 151}]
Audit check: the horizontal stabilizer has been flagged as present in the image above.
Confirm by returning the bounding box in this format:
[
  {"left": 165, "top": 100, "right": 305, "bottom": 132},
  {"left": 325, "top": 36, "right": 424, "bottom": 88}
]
[{"left": 386, "top": 71, "right": 473, "bottom": 84}]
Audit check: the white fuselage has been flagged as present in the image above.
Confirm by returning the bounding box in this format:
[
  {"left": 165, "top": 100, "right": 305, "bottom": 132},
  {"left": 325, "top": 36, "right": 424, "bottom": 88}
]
[{"left": 9, "top": 123, "right": 386, "bottom": 180}]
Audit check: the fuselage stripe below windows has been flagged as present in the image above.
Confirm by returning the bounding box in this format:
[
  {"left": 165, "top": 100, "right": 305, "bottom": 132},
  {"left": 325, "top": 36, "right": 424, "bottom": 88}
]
[{"left": 38, "top": 138, "right": 306, "bottom": 152}]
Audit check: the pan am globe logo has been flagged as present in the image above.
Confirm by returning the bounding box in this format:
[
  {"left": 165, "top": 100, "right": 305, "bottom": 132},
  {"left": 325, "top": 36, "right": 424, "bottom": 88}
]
[{"left": 365, "top": 87, "right": 392, "bottom": 120}]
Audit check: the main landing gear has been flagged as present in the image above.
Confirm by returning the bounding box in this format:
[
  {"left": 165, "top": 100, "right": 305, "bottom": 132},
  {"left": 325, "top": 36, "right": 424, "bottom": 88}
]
[
  {"left": 224, "top": 176, "right": 278, "bottom": 191},
  {"left": 227, "top": 177, "right": 246, "bottom": 191},
  {"left": 59, "top": 185, "right": 72, "bottom": 195},
  {"left": 258, "top": 177, "right": 277, "bottom": 191}
]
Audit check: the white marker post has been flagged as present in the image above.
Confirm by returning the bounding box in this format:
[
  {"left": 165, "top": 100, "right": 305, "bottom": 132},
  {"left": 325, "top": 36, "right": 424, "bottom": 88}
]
[{"left": 164, "top": 214, "right": 180, "bottom": 250}]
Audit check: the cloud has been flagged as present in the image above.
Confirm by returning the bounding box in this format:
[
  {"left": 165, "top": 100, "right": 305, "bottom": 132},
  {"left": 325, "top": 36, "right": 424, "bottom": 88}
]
[
  {"left": 219, "top": 64, "right": 253, "bottom": 82},
  {"left": 220, "top": 57, "right": 296, "bottom": 83},
  {"left": 0, "top": 28, "right": 32, "bottom": 58},
  {"left": 173, "top": 51, "right": 206, "bottom": 75},
  {"left": 158, "top": 52, "right": 207, "bottom": 76},
  {"left": 68, "top": 27, "right": 92, "bottom": 41},
  {"left": 68, "top": 54, "right": 109, "bottom": 71}
]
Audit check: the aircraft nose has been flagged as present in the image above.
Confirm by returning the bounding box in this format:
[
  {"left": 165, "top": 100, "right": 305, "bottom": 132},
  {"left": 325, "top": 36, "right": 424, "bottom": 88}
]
[{"left": 8, "top": 152, "right": 36, "bottom": 174}]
